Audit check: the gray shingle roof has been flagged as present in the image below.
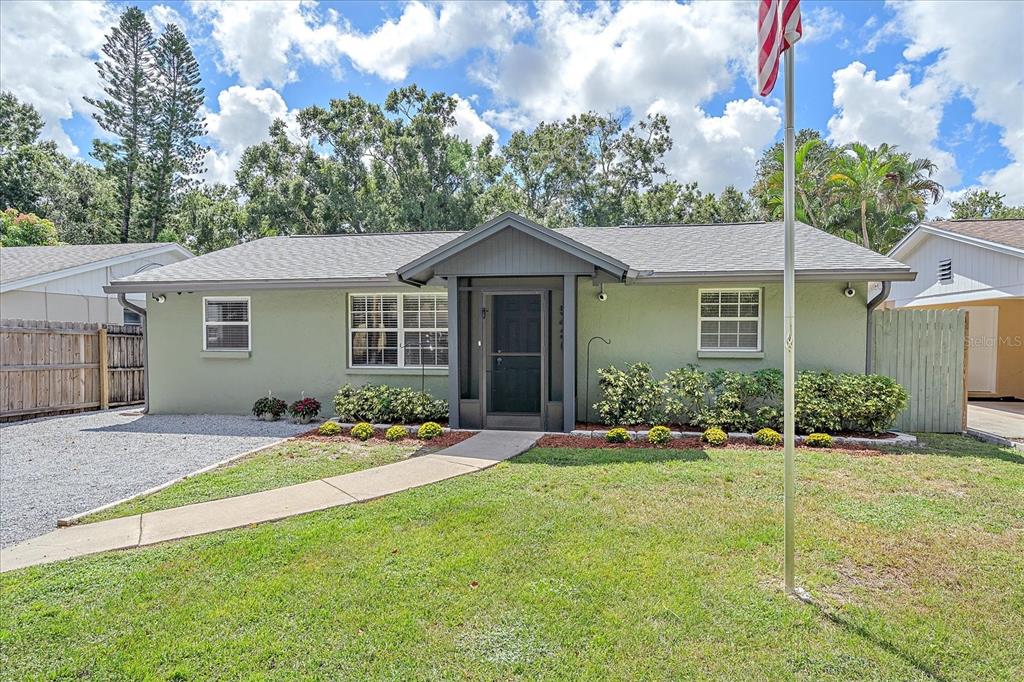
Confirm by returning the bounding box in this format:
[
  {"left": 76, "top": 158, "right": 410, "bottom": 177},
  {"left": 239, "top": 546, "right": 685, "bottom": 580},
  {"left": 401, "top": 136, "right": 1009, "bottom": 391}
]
[
  {"left": 108, "top": 220, "right": 913, "bottom": 292},
  {"left": 925, "top": 219, "right": 1024, "bottom": 251},
  {"left": 1, "top": 243, "right": 178, "bottom": 285},
  {"left": 558, "top": 221, "right": 908, "bottom": 276}
]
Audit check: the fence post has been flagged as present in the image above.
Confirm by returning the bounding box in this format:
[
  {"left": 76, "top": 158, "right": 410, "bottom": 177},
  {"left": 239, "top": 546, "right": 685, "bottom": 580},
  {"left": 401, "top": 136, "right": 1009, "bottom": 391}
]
[{"left": 98, "top": 328, "right": 109, "bottom": 410}]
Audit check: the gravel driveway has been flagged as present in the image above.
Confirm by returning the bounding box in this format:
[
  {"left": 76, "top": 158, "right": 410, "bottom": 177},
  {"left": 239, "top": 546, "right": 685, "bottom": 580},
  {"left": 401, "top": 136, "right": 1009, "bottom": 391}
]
[{"left": 0, "top": 410, "right": 309, "bottom": 547}]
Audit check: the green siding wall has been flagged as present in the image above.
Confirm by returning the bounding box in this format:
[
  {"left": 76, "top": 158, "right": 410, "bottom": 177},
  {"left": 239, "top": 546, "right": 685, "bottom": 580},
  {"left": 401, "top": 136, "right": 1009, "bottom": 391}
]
[
  {"left": 574, "top": 281, "right": 869, "bottom": 421},
  {"left": 146, "top": 289, "right": 448, "bottom": 415},
  {"left": 146, "top": 281, "right": 870, "bottom": 422}
]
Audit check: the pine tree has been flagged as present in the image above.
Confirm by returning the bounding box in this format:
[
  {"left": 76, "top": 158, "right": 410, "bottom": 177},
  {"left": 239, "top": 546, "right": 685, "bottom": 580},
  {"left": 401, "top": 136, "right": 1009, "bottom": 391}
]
[
  {"left": 144, "top": 23, "right": 206, "bottom": 240},
  {"left": 85, "top": 7, "right": 155, "bottom": 243}
]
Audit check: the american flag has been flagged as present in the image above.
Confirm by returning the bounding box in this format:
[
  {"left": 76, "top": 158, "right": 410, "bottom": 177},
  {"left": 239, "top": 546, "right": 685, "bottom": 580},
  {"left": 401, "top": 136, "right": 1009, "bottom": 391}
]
[{"left": 758, "top": 0, "right": 803, "bottom": 97}]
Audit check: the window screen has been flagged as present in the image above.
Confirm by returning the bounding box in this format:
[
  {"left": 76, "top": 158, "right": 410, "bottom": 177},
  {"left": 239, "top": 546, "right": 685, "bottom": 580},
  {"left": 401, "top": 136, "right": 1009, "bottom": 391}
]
[
  {"left": 699, "top": 289, "right": 761, "bottom": 351},
  {"left": 204, "top": 298, "right": 250, "bottom": 351}
]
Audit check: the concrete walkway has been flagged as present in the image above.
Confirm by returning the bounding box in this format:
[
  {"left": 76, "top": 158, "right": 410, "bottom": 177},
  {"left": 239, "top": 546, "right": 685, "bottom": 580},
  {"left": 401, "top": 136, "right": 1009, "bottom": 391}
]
[
  {"left": 968, "top": 401, "right": 1024, "bottom": 440},
  {"left": 0, "top": 430, "right": 541, "bottom": 573}
]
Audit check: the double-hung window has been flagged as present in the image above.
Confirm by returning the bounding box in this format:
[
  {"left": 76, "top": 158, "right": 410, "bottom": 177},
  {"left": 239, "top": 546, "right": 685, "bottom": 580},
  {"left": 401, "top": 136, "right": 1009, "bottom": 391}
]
[
  {"left": 698, "top": 289, "right": 761, "bottom": 352},
  {"left": 203, "top": 297, "right": 250, "bottom": 351},
  {"left": 349, "top": 293, "right": 448, "bottom": 368}
]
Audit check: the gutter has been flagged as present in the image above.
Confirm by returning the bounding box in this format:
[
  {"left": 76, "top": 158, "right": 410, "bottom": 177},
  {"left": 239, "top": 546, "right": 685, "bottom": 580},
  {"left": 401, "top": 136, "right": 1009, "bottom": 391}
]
[
  {"left": 117, "top": 293, "right": 150, "bottom": 414},
  {"left": 865, "top": 281, "right": 891, "bottom": 374}
]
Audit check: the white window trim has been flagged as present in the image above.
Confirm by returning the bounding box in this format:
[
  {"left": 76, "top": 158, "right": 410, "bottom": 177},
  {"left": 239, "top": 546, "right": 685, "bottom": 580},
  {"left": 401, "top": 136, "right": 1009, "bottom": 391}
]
[
  {"left": 697, "top": 287, "right": 763, "bottom": 353},
  {"left": 348, "top": 293, "right": 449, "bottom": 369},
  {"left": 202, "top": 296, "right": 251, "bottom": 352}
]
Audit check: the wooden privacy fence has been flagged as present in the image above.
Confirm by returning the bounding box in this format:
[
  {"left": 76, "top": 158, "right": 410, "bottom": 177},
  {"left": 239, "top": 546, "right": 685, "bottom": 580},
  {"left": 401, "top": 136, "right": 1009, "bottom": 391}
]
[
  {"left": 0, "top": 319, "right": 144, "bottom": 421},
  {"left": 871, "top": 308, "right": 967, "bottom": 433}
]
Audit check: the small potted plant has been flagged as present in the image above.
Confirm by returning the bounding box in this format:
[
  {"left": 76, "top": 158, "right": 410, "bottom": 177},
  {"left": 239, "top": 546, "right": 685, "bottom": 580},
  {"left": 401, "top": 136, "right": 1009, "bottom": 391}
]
[
  {"left": 252, "top": 394, "right": 287, "bottom": 421},
  {"left": 288, "top": 396, "right": 321, "bottom": 424}
]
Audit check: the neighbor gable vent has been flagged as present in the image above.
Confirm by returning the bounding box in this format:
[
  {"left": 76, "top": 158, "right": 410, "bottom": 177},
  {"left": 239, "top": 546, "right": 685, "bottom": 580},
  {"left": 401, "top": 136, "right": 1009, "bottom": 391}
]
[{"left": 938, "top": 258, "right": 953, "bottom": 283}]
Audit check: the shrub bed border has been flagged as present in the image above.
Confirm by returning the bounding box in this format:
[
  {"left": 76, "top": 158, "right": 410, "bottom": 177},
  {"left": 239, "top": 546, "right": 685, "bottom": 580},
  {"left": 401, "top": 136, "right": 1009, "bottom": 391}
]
[{"left": 570, "top": 428, "right": 917, "bottom": 448}]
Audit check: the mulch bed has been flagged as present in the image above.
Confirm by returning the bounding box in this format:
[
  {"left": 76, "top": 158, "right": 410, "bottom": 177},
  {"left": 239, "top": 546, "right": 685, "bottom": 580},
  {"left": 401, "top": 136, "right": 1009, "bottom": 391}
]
[
  {"left": 537, "top": 434, "right": 883, "bottom": 454},
  {"left": 296, "top": 427, "right": 475, "bottom": 449},
  {"left": 573, "top": 422, "right": 899, "bottom": 440}
]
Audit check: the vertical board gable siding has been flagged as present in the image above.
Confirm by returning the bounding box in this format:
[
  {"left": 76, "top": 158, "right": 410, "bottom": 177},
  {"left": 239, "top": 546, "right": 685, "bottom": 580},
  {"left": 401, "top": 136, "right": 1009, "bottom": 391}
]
[{"left": 434, "top": 228, "right": 596, "bottom": 276}]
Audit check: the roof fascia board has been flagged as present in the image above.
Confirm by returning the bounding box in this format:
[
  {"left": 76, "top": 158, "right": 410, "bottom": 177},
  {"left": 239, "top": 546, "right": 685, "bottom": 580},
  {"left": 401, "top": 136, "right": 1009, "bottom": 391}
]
[
  {"left": 395, "top": 212, "right": 629, "bottom": 282},
  {"left": 630, "top": 269, "right": 917, "bottom": 284},
  {"left": 103, "top": 276, "right": 432, "bottom": 294},
  {"left": 1, "top": 243, "right": 194, "bottom": 293},
  {"left": 891, "top": 224, "right": 1024, "bottom": 259}
]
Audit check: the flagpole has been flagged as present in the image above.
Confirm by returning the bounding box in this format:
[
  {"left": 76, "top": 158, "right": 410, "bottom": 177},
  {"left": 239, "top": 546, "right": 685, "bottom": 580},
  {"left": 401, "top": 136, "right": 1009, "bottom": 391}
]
[{"left": 782, "top": 44, "right": 797, "bottom": 595}]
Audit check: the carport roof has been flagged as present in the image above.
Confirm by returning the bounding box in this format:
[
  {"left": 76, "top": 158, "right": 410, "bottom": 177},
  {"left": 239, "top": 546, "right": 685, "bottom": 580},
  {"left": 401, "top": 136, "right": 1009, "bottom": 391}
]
[{"left": 105, "top": 213, "right": 915, "bottom": 293}]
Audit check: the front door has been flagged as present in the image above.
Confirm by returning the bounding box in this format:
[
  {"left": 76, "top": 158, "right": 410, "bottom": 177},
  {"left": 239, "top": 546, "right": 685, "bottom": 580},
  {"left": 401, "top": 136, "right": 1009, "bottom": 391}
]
[{"left": 484, "top": 293, "right": 545, "bottom": 430}]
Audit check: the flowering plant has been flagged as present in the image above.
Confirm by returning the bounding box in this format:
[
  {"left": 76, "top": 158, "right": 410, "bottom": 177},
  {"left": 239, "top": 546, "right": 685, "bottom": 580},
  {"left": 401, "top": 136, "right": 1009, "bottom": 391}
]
[
  {"left": 289, "top": 397, "right": 321, "bottom": 420},
  {"left": 252, "top": 396, "right": 287, "bottom": 418}
]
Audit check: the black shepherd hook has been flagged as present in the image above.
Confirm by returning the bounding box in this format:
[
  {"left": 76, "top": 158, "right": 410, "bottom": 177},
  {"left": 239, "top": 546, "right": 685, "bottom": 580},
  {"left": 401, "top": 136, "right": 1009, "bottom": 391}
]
[{"left": 585, "top": 336, "right": 611, "bottom": 426}]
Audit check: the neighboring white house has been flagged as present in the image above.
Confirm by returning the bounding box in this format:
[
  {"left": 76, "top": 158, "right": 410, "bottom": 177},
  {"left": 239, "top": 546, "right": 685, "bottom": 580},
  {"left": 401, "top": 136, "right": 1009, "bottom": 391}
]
[
  {"left": 0, "top": 243, "right": 193, "bottom": 324},
  {"left": 888, "top": 218, "right": 1023, "bottom": 399}
]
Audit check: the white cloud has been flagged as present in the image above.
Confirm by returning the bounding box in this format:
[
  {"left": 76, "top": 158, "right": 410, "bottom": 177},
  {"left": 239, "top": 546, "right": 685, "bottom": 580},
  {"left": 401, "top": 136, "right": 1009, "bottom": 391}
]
[
  {"left": 473, "top": 1, "right": 778, "bottom": 192},
  {"left": 803, "top": 6, "right": 845, "bottom": 45},
  {"left": 203, "top": 86, "right": 300, "bottom": 184},
  {"left": 189, "top": 0, "right": 342, "bottom": 88},
  {"left": 887, "top": 0, "right": 1024, "bottom": 204},
  {"left": 827, "top": 62, "right": 959, "bottom": 191},
  {"left": 0, "top": 0, "right": 114, "bottom": 155},
  {"left": 451, "top": 95, "right": 498, "bottom": 146},
  {"left": 334, "top": 1, "right": 528, "bottom": 82},
  {"left": 147, "top": 4, "right": 187, "bottom": 34}
]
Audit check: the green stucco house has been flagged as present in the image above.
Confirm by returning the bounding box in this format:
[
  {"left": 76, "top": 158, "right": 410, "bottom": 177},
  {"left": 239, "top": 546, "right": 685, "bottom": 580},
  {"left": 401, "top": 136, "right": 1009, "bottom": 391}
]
[{"left": 106, "top": 212, "right": 915, "bottom": 431}]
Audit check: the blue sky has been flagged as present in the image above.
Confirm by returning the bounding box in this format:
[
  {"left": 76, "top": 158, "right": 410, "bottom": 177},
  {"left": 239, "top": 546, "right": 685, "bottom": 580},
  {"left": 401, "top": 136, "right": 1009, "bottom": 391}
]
[{"left": 3, "top": 1, "right": 1022, "bottom": 213}]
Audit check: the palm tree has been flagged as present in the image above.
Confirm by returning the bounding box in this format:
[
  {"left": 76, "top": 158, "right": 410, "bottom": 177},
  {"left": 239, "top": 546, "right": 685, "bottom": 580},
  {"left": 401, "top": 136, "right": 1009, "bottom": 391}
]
[
  {"left": 763, "top": 138, "right": 828, "bottom": 228},
  {"left": 828, "top": 143, "right": 943, "bottom": 252},
  {"left": 827, "top": 143, "right": 897, "bottom": 251}
]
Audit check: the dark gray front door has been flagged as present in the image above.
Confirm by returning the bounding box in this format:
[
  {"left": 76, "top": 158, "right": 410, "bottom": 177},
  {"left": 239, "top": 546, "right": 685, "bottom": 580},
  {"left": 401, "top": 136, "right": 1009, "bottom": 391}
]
[{"left": 484, "top": 293, "right": 545, "bottom": 430}]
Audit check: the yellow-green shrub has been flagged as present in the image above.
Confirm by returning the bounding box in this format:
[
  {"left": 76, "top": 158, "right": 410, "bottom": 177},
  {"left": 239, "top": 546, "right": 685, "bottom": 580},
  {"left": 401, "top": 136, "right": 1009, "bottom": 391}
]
[
  {"left": 804, "top": 433, "right": 833, "bottom": 448},
  {"left": 350, "top": 422, "right": 374, "bottom": 441},
  {"left": 605, "top": 427, "right": 630, "bottom": 443},
  {"left": 318, "top": 421, "right": 341, "bottom": 436},
  {"left": 753, "top": 428, "right": 782, "bottom": 447},
  {"left": 701, "top": 427, "right": 728, "bottom": 447},
  {"left": 385, "top": 425, "right": 407, "bottom": 441},
  {"left": 647, "top": 426, "right": 673, "bottom": 446},
  {"left": 417, "top": 422, "right": 444, "bottom": 440}
]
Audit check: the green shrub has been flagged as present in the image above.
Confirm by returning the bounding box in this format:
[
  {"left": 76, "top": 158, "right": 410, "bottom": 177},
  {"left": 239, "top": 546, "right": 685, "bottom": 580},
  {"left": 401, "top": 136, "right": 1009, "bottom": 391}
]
[
  {"left": 753, "top": 427, "right": 783, "bottom": 447},
  {"left": 794, "top": 371, "right": 842, "bottom": 433},
  {"left": 417, "top": 422, "right": 444, "bottom": 440},
  {"left": 804, "top": 433, "right": 833, "bottom": 448},
  {"left": 702, "top": 427, "right": 728, "bottom": 446},
  {"left": 647, "top": 425, "right": 673, "bottom": 446},
  {"left": 318, "top": 421, "right": 341, "bottom": 436},
  {"left": 350, "top": 422, "right": 374, "bottom": 441},
  {"left": 594, "top": 363, "right": 663, "bottom": 426},
  {"left": 605, "top": 427, "right": 631, "bottom": 443},
  {"left": 593, "top": 364, "right": 907, "bottom": 435},
  {"left": 661, "top": 366, "right": 709, "bottom": 427},
  {"left": 838, "top": 374, "right": 908, "bottom": 433},
  {"left": 385, "top": 425, "right": 408, "bottom": 441},
  {"left": 334, "top": 384, "right": 447, "bottom": 424}
]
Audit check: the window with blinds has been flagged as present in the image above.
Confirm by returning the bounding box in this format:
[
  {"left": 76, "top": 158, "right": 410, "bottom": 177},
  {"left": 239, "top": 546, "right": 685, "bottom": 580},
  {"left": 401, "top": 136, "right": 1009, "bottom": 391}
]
[
  {"left": 203, "top": 297, "right": 250, "bottom": 351},
  {"left": 349, "top": 293, "right": 448, "bottom": 368},
  {"left": 698, "top": 289, "right": 762, "bottom": 351}
]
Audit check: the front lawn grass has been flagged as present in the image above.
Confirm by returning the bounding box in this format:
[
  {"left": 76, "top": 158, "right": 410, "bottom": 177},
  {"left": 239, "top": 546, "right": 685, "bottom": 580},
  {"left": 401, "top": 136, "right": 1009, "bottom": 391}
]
[
  {"left": 2, "top": 436, "right": 1022, "bottom": 680},
  {"left": 80, "top": 439, "right": 420, "bottom": 523}
]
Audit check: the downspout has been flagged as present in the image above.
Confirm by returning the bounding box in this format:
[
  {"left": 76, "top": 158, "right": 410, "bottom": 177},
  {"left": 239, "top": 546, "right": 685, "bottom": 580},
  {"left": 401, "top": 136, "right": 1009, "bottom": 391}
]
[
  {"left": 117, "top": 293, "right": 150, "bottom": 413},
  {"left": 865, "top": 281, "right": 891, "bottom": 374}
]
